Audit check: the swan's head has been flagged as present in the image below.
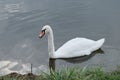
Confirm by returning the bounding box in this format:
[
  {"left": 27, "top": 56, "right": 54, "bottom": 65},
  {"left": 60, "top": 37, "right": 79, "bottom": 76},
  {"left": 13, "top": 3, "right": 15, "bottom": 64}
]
[{"left": 39, "top": 25, "right": 51, "bottom": 38}]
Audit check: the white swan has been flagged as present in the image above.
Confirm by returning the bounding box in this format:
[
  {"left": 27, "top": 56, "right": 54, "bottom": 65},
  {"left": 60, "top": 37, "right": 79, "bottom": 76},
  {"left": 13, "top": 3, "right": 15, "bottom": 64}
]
[{"left": 39, "top": 25, "right": 105, "bottom": 58}]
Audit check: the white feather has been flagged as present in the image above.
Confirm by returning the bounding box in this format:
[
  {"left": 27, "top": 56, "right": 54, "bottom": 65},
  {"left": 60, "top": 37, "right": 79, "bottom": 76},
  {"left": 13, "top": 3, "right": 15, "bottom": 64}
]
[
  {"left": 40, "top": 25, "right": 105, "bottom": 58},
  {"left": 55, "top": 38, "right": 105, "bottom": 58}
]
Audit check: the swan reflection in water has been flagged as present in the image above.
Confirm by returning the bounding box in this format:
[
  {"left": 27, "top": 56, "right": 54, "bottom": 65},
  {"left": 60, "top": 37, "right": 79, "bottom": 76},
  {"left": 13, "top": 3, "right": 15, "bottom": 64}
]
[{"left": 49, "top": 49, "right": 104, "bottom": 71}]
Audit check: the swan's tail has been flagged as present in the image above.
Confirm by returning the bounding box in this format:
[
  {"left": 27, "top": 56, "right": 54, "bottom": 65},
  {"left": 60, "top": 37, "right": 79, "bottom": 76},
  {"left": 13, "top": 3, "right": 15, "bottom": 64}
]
[
  {"left": 96, "top": 38, "right": 105, "bottom": 46},
  {"left": 90, "top": 38, "right": 105, "bottom": 52}
]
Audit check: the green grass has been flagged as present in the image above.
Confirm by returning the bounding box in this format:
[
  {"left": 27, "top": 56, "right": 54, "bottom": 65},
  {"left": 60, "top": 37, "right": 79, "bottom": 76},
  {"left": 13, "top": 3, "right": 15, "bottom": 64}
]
[{"left": 0, "top": 66, "right": 120, "bottom": 80}]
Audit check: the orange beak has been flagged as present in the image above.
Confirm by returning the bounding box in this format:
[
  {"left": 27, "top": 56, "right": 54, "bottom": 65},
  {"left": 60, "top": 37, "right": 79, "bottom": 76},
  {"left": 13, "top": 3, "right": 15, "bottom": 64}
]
[{"left": 39, "top": 30, "right": 45, "bottom": 38}]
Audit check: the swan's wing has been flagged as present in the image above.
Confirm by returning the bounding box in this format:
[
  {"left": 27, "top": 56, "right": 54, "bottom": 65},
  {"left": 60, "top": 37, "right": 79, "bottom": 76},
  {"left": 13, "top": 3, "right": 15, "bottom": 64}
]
[{"left": 55, "top": 38, "right": 105, "bottom": 58}]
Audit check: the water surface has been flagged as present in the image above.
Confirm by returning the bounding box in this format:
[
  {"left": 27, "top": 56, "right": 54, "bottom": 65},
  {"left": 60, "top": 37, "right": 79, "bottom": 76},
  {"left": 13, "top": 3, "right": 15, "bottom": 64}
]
[{"left": 0, "top": 0, "right": 120, "bottom": 75}]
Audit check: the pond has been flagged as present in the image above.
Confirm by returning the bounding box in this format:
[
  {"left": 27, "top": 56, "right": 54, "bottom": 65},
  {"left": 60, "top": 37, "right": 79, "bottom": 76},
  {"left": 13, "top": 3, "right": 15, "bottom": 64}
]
[{"left": 0, "top": 0, "right": 120, "bottom": 75}]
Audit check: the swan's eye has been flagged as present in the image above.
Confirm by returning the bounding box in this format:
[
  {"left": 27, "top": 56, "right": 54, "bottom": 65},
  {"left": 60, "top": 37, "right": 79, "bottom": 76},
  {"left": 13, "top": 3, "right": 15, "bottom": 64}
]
[{"left": 42, "top": 29, "right": 46, "bottom": 32}]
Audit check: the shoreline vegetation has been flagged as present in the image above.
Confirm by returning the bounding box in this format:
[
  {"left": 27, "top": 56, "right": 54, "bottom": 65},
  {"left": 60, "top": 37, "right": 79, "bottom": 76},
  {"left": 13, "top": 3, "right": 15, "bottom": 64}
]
[{"left": 0, "top": 66, "right": 120, "bottom": 80}]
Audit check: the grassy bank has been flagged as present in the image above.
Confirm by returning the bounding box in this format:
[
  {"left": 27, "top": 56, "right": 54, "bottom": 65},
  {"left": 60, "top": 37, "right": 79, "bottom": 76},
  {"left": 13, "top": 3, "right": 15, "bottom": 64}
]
[{"left": 0, "top": 66, "right": 120, "bottom": 80}]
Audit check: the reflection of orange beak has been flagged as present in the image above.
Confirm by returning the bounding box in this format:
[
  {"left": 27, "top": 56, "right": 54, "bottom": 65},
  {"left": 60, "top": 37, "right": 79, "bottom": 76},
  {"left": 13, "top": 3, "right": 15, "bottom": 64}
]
[{"left": 39, "top": 31, "right": 45, "bottom": 38}]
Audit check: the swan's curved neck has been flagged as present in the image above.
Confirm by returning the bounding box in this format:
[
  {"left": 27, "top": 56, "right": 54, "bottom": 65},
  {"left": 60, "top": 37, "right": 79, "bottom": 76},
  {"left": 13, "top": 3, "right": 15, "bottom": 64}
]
[{"left": 48, "top": 28, "right": 55, "bottom": 57}]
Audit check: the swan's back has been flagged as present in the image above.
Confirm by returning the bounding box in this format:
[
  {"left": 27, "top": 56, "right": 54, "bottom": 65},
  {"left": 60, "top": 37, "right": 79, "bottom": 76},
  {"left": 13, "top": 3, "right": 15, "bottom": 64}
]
[{"left": 54, "top": 38, "right": 105, "bottom": 58}]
